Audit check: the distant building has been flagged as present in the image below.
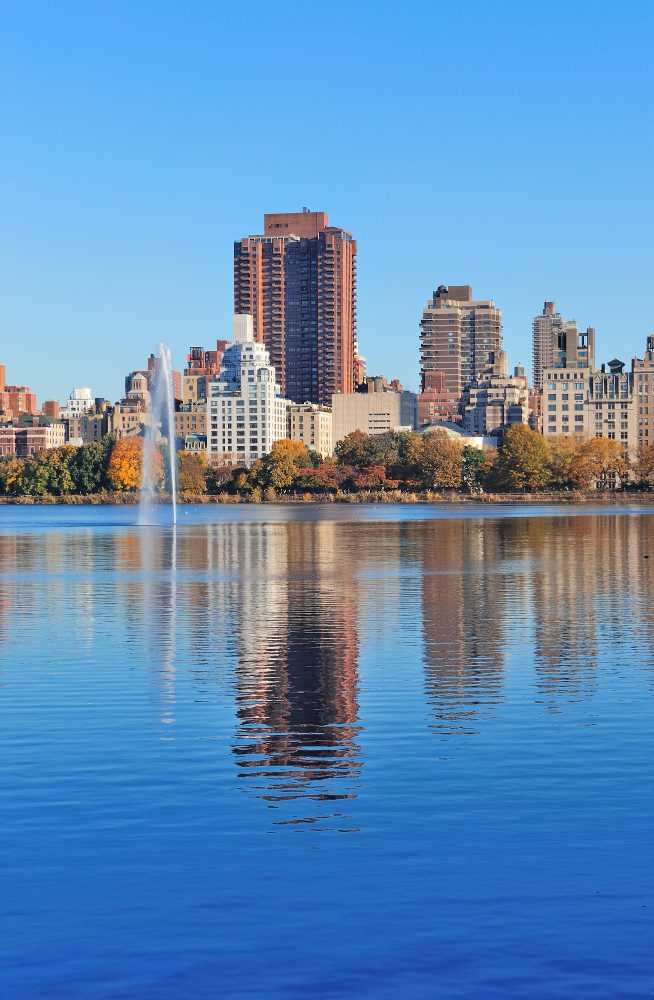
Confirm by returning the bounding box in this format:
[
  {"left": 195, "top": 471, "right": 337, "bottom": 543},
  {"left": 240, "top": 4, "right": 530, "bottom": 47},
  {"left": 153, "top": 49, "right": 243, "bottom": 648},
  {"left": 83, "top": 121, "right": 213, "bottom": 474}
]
[
  {"left": 234, "top": 210, "right": 358, "bottom": 405},
  {"left": 417, "top": 371, "right": 462, "bottom": 427},
  {"left": 532, "top": 301, "right": 568, "bottom": 391},
  {"left": 420, "top": 285, "right": 503, "bottom": 396},
  {"left": 60, "top": 387, "right": 93, "bottom": 419},
  {"left": 418, "top": 421, "right": 499, "bottom": 451},
  {"left": 287, "top": 402, "right": 333, "bottom": 457},
  {"left": 460, "top": 358, "right": 529, "bottom": 439},
  {"left": 65, "top": 412, "right": 110, "bottom": 445},
  {"left": 184, "top": 433, "right": 207, "bottom": 453},
  {"left": 42, "top": 400, "right": 60, "bottom": 420},
  {"left": 175, "top": 402, "right": 207, "bottom": 444},
  {"left": 207, "top": 315, "right": 290, "bottom": 466},
  {"left": 589, "top": 360, "right": 636, "bottom": 451},
  {"left": 631, "top": 335, "right": 654, "bottom": 447},
  {"left": 147, "top": 354, "right": 181, "bottom": 401},
  {"left": 332, "top": 384, "right": 417, "bottom": 445},
  {"left": 183, "top": 341, "right": 229, "bottom": 403},
  {"left": 542, "top": 324, "right": 597, "bottom": 440},
  {"left": 0, "top": 423, "right": 66, "bottom": 457},
  {"left": 0, "top": 365, "right": 38, "bottom": 422}
]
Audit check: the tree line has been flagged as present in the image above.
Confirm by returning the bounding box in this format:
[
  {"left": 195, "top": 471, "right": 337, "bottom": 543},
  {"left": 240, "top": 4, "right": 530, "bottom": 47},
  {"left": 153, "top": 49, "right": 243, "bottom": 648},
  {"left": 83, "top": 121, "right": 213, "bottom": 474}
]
[{"left": 2, "top": 426, "right": 654, "bottom": 499}]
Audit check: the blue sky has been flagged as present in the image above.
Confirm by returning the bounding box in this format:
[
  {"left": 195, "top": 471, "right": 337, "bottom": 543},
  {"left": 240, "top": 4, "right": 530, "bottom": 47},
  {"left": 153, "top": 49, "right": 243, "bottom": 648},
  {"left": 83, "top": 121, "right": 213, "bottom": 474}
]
[{"left": 1, "top": 0, "right": 653, "bottom": 402}]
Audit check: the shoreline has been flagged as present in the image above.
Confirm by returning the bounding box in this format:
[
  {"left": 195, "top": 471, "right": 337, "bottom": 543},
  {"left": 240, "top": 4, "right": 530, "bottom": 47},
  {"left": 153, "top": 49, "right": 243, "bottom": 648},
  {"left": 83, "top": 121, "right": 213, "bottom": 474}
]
[{"left": 3, "top": 492, "right": 654, "bottom": 506}]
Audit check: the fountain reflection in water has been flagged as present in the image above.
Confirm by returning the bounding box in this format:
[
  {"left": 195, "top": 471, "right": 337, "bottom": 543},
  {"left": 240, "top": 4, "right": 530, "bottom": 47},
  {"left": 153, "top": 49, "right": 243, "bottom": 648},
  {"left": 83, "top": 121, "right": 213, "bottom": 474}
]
[{"left": 139, "top": 343, "right": 178, "bottom": 526}]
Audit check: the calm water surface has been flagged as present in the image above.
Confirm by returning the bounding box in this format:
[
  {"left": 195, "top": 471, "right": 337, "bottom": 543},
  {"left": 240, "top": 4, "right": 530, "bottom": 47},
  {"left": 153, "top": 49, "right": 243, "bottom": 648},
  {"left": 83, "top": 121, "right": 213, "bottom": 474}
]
[{"left": 1, "top": 503, "right": 654, "bottom": 998}]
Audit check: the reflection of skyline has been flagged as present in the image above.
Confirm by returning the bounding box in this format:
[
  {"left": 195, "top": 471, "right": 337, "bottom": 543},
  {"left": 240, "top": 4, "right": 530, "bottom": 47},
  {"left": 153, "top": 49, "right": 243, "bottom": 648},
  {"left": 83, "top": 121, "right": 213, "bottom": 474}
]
[
  {"left": 3, "top": 510, "right": 654, "bottom": 826},
  {"left": 224, "top": 521, "right": 362, "bottom": 829},
  {"left": 419, "top": 519, "right": 507, "bottom": 736}
]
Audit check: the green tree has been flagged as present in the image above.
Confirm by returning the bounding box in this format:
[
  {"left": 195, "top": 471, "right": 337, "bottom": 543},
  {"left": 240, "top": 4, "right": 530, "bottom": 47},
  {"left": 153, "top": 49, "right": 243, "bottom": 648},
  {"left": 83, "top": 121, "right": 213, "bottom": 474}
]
[
  {"left": 494, "top": 424, "right": 551, "bottom": 492},
  {"left": 71, "top": 442, "right": 106, "bottom": 494},
  {"left": 461, "top": 446, "right": 493, "bottom": 492}
]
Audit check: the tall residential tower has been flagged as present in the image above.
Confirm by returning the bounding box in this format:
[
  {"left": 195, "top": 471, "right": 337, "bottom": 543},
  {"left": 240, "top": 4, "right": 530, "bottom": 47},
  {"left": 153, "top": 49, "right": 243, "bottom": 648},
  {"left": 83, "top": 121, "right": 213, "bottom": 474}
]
[
  {"left": 419, "top": 285, "right": 503, "bottom": 397},
  {"left": 234, "top": 210, "right": 357, "bottom": 406}
]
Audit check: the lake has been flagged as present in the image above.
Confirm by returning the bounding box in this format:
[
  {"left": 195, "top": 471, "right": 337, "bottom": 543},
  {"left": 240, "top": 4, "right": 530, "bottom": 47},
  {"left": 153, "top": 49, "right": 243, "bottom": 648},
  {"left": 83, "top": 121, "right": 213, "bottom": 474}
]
[{"left": 1, "top": 503, "right": 654, "bottom": 998}]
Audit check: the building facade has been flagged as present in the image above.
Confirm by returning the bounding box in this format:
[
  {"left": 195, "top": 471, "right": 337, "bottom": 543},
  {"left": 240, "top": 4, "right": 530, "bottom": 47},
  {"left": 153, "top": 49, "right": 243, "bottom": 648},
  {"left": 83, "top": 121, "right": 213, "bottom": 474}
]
[
  {"left": 287, "top": 403, "right": 333, "bottom": 457},
  {"left": 234, "top": 210, "right": 357, "bottom": 406},
  {"left": 460, "top": 363, "right": 530, "bottom": 438},
  {"left": 0, "top": 423, "right": 66, "bottom": 457},
  {"left": 0, "top": 364, "right": 38, "bottom": 422},
  {"left": 207, "top": 315, "right": 290, "bottom": 466},
  {"left": 331, "top": 386, "right": 417, "bottom": 446},
  {"left": 632, "top": 335, "right": 654, "bottom": 447},
  {"left": 60, "top": 387, "right": 93, "bottom": 419},
  {"left": 175, "top": 402, "right": 207, "bottom": 443},
  {"left": 417, "top": 371, "right": 462, "bottom": 427},
  {"left": 419, "top": 285, "right": 503, "bottom": 396},
  {"left": 532, "top": 301, "right": 568, "bottom": 391},
  {"left": 65, "top": 412, "right": 110, "bottom": 444}
]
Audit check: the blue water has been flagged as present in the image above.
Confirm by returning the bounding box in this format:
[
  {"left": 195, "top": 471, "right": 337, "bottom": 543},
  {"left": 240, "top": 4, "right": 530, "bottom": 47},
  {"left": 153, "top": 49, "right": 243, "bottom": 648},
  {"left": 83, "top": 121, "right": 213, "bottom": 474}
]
[{"left": 1, "top": 504, "right": 654, "bottom": 998}]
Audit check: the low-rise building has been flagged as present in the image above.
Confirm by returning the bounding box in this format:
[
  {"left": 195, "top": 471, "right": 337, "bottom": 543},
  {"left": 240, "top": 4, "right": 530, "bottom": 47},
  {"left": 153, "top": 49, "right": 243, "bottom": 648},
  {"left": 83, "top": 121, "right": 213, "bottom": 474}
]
[
  {"left": 0, "top": 423, "right": 66, "bottom": 457},
  {"left": 331, "top": 385, "right": 417, "bottom": 446},
  {"left": 287, "top": 402, "right": 333, "bottom": 456}
]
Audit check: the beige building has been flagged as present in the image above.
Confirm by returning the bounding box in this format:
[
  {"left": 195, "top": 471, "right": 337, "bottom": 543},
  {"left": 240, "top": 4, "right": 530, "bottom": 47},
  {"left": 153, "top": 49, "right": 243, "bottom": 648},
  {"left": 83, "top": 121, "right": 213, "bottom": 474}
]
[
  {"left": 65, "top": 412, "right": 109, "bottom": 444},
  {"left": 543, "top": 323, "right": 597, "bottom": 440},
  {"left": 589, "top": 361, "right": 636, "bottom": 451},
  {"left": 331, "top": 387, "right": 416, "bottom": 446},
  {"left": 532, "top": 301, "right": 568, "bottom": 391},
  {"left": 287, "top": 403, "right": 333, "bottom": 457},
  {"left": 632, "top": 335, "right": 654, "bottom": 447},
  {"left": 420, "top": 285, "right": 503, "bottom": 396},
  {"left": 175, "top": 403, "right": 207, "bottom": 442},
  {"left": 460, "top": 360, "right": 529, "bottom": 438}
]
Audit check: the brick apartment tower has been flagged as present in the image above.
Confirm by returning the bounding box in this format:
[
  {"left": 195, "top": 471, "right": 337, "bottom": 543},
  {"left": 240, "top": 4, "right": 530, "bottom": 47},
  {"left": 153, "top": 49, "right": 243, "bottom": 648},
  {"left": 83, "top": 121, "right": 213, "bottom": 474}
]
[
  {"left": 234, "top": 210, "right": 357, "bottom": 405},
  {"left": 419, "top": 285, "right": 503, "bottom": 396}
]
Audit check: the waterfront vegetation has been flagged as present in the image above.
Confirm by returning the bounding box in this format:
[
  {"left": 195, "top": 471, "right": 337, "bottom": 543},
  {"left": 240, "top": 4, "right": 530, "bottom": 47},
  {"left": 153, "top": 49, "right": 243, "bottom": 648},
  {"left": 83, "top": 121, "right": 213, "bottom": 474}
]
[{"left": 2, "top": 425, "right": 654, "bottom": 503}]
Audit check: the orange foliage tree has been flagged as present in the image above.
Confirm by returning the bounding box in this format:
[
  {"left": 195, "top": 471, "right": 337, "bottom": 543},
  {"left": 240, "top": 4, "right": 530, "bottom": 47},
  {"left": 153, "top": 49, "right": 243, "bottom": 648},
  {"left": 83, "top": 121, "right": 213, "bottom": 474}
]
[{"left": 107, "top": 437, "right": 163, "bottom": 492}]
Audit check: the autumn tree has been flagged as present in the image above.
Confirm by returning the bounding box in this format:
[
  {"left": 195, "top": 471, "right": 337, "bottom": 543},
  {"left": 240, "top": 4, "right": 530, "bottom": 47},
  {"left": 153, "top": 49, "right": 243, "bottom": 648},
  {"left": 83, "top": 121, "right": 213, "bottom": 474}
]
[
  {"left": 178, "top": 452, "right": 207, "bottom": 493},
  {"left": 569, "top": 438, "right": 630, "bottom": 490},
  {"left": 410, "top": 429, "right": 463, "bottom": 489},
  {"left": 547, "top": 436, "right": 580, "bottom": 490},
  {"left": 107, "top": 437, "right": 163, "bottom": 492},
  {"left": 634, "top": 444, "right": 654, "bottom": 488},
  {"left": 335, "top": 430, "right": 382, "bottom": 469},
  {"left": 248, "top": 439, "right": 315, "bottom": 490},
  {"left": 494, "top": 424, "right": 551, "bottom": 492}
]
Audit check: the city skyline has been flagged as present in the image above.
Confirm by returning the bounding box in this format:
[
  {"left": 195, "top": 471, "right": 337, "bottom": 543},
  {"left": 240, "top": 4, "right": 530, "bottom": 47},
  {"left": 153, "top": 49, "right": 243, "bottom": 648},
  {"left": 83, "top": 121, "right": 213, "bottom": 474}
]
[{"left": 2, "top": 2, "right": 654, "bottom": 402}]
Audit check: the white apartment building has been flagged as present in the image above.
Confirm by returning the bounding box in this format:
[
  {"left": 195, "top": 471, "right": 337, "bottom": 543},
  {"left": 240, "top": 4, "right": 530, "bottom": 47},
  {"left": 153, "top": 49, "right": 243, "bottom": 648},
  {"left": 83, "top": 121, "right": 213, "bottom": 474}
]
[
  {"left": 287, "top": 403, "right": 333, "bottom": 456},
  {"left": 208, "top": 315, "right": 290, "bottom": 466},
  {"left": 60, "top": 387, "right": 94, "bottom": 419}
]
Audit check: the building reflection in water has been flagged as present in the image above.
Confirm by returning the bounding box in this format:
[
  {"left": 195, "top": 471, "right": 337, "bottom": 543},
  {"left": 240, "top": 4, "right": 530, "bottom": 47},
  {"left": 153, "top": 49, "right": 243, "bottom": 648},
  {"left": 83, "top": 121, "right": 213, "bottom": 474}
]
[
  {"left": 222, "top": 520, "right": 362, "bottom": 830},
  {"left": 419, "top": 518, "right": 508, "bottom": 736}
]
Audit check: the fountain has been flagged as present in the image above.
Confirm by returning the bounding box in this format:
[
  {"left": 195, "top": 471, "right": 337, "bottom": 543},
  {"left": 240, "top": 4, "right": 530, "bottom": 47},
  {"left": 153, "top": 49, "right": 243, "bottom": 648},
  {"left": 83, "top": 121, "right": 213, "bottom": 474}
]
[{"left": 139, "top": 342, "right": 178, "bottom": 526}]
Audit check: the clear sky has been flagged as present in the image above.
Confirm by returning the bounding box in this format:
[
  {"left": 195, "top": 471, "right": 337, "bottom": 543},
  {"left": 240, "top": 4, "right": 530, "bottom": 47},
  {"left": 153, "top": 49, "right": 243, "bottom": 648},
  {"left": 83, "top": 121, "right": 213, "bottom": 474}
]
[{"left": 2, "top": 0, "right": 653, "bottom": 402}]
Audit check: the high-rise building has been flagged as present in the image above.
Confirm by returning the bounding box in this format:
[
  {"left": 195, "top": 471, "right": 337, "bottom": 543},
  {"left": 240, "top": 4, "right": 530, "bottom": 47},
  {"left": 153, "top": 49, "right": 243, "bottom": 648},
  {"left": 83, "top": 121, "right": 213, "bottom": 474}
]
[
  {"left": 419, "top": 285, "right": 503, "bottom": 397},
  {"left": 532, "top": 301, "right": 567, "bottom": 391},
  {"left": 234, "top": 209, "right": 357, "bottom": 406},
  {"left": 207, "top": 315, "right": 290, "bottom": 466},
  {"left": 632, "top": 335, "right": 654, "bottom": 447},
  {"left": 60, "top": 387, "right": 94, "bottom": 419}
]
